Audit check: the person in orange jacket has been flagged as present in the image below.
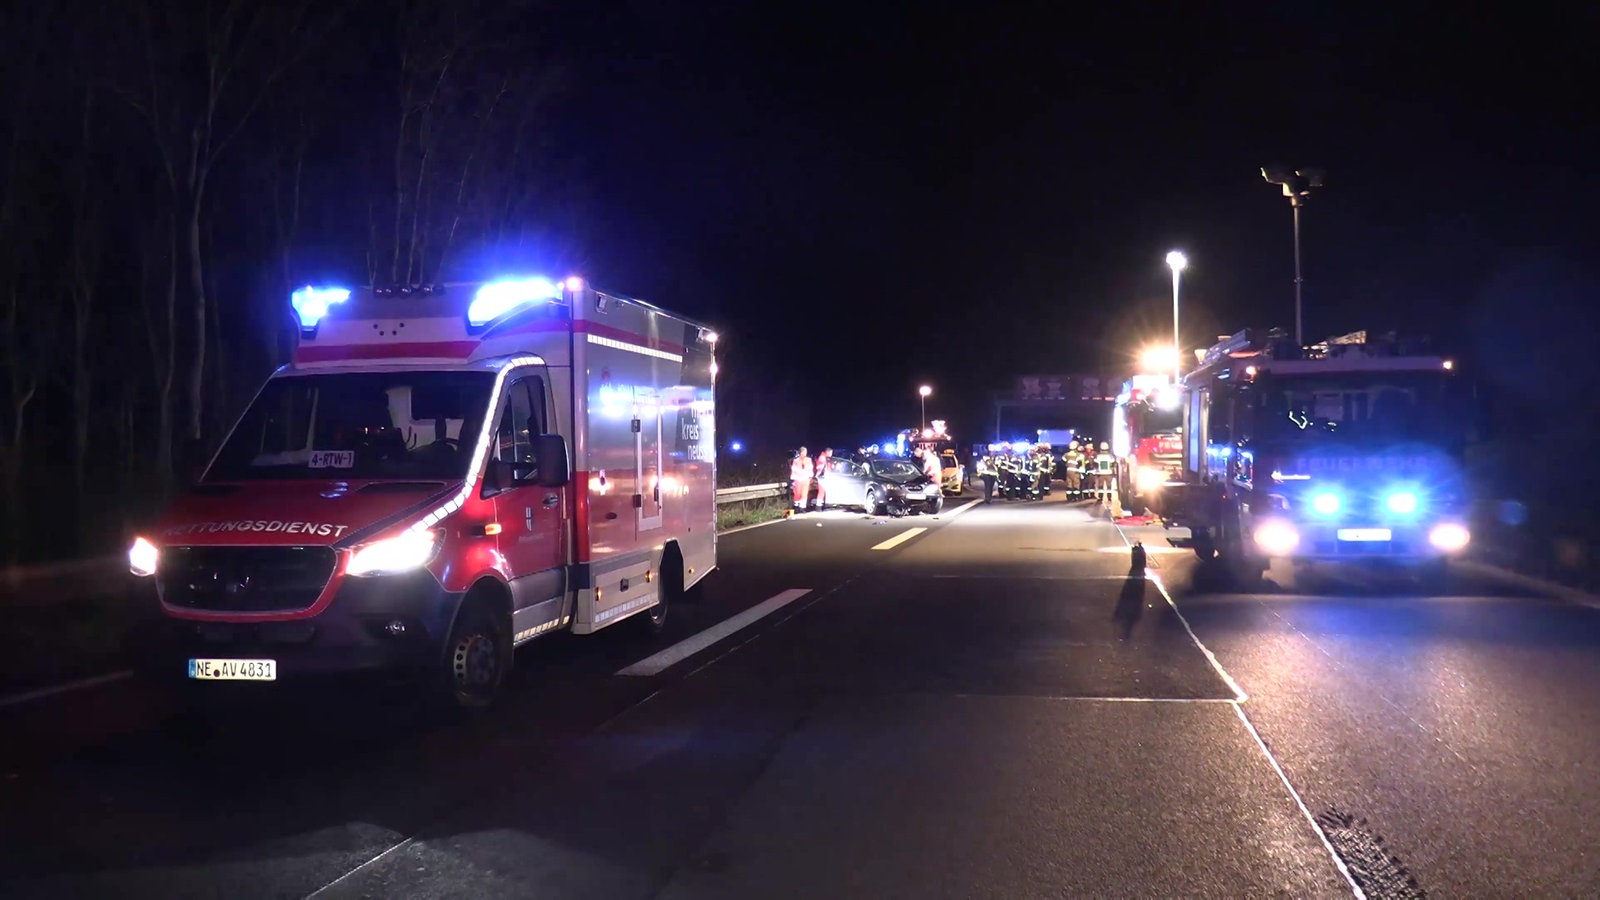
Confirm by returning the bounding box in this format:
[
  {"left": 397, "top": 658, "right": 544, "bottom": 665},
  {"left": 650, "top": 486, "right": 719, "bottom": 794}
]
[
  {"left": 790, "top": 447, "right": 813, "bottom": 511},
  {"left": 812, "top": 447, "right": 832, "bottom": 511}
]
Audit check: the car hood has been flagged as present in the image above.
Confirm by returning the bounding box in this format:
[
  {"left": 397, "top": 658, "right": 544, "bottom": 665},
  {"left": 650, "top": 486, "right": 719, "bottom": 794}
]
[{"left": 152, "top": 479, "right": 459, "bottom": 547}]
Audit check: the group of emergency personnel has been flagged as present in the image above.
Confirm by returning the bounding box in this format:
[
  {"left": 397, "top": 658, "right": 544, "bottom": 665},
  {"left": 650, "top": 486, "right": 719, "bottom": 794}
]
[{"left": 974, "top": 440, "right": 1116, "bottom": 504}]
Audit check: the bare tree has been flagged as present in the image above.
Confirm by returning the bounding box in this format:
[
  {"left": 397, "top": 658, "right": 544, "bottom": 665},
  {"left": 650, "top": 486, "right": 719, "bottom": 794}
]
[
  {"left": 113, "top": 0, "right": 346, "bottom": 443},
  {"left": 69, "top": 86, "right": 102, "bottom": 541},
  {"left": 382, "top": 0, "right": 558, "bottom": 285}
]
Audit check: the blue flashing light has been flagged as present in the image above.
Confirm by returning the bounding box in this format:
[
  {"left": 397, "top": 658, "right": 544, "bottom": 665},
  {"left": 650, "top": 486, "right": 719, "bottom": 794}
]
[
  {"left": 730, "top": 440, "right": 744, "bottom": 453},
  {"left": 1310, "top": 490, "right": 1343, "bottom": 515},
  {"left": 291, "top": 286, "right": 351, "bottom": 331},
  {"left": 1385, "top": 490, "right": 1419, "bottom": 515},
  {"left": 468, "top": 277, "right": 561, "bottom": 328}
]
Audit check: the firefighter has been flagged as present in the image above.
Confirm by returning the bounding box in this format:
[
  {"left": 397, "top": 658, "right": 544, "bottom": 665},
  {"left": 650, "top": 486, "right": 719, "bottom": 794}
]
[
  {"left": 790, "top": 446, "right": 813, "bottom": 511},
  {"left": 1093, "top": 441, "right": 1115, "bottom": 504},
  {"left": 977, "top": 452, "right": 998, "bottom": 502},
  {"left": 812, "top": 447, "right": 832, "bottom": 511},
  {"left": 1034, "top": 446, "right": 1053, "bottom": 495},
  {"left": 1063, "top": 442, "right": 1084, "bottom": 499}
]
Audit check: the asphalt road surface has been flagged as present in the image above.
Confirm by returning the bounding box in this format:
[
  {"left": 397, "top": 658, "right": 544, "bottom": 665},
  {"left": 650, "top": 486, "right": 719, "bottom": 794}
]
[{"left": 3, "top": 492, "right": 1599, "bottom": 897}]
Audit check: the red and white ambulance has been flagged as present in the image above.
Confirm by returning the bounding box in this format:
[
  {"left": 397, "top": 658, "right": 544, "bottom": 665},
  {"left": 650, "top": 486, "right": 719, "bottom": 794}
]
[{"left": 127, "top": 276, "right": 717, "bottom": 710}]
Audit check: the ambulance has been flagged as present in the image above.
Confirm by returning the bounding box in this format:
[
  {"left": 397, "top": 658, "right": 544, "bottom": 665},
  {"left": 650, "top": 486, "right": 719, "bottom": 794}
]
[{"left": 127, "top": 276, "right": 718, "bottom": 710}]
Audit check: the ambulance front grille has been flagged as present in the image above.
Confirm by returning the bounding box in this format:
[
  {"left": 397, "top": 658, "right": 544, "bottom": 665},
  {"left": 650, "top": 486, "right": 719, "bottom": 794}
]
[{"left": 158, "top": 546, "right": 338, "bottom": 613}]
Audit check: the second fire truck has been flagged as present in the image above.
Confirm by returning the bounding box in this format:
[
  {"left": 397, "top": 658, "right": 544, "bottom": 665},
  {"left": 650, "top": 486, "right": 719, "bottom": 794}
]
[{"left": 1111, "top": 373, "right": 1184, "bottom": 516}]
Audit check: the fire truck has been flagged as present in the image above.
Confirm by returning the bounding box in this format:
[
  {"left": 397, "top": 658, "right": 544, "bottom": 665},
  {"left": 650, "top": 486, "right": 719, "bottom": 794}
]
[
  {"left": 1164, "top": 327, "right": 1474, "bottom": 584},
  {"left": 1111, "top": 374, "right": 1184, "bottom": 516},
  {"left": 127, "top": 276, "right": 717, "bottom": 711}
]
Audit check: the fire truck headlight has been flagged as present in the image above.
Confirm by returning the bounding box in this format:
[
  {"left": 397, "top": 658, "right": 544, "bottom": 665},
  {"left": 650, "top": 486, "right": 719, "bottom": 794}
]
[
  {"left": 1385, "top": 490, "right": 1420, "bottom": 515},
  {"left": 128, "top": 536, "right": 159, "bottom": 577},
  {"left": 1135, "top": 467, "right": 1166, "bottom": 492},
  {"left": 1253, "top": 519, "right": 1300, "bottom": 556},
  {"left": 1310, "top": 490, "right": 1343, "bottom": 515},
  {"left": 347, "top": 529, "right": 442, "bottom": 576},
  {"left": 1428, "top": 523, "right": 1470, "bottom": 553}
]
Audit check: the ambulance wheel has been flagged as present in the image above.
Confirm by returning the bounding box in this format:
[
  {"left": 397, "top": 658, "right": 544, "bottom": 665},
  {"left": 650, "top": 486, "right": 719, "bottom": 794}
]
[{"left": 436, "top": 597, "right": 509, "bottom": 714}]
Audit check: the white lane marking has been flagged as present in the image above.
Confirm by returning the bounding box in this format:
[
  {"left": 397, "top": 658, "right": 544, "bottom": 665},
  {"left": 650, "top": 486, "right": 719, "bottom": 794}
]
[
  {"left": 871, "top": 527, "right": 927, "bottom": 551},
  {"left": 616, "top": 589, "right": 812, "bottom": 676},
  {"left": 0, "top": 669, "right": 133, "bottom": 710},
  {"left": 937, "top": 498, "right": 983, "bottom": 520},
  {"left": 1112, "top": 522, "right": 1249, "bottom": 703},
  {"left": 949, "top": 694, "right": 1237, "bottom": 703},
  {"left": 1231, "top": 701, "right": 1368, "bottom": 899},
  {"left": 306, "top": 834, "right": 417, "bottom": 899}
]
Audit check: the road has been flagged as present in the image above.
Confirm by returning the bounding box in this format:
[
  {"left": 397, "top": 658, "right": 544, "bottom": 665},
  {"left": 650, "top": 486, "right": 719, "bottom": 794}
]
[{"left": 3, "top": 493, "right": 1599, "bottom": 897}]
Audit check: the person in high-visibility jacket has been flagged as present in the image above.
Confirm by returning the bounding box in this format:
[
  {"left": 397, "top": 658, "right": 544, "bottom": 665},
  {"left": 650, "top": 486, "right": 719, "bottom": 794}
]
[
  {"left": 976, "top": 454, "right": 998, "bottom": 502},
  {"left": 1063, "top": 442, "right": 1085, "bottom": 499},
  {"left": 790, "top": 447, "right": 813, "bottom": 511},
  {"left": 812, "top": 447, "right": 832, "bottom": 511},
  {"left": 1093, "top": 442, "right": 1115, "bottom": 504}
]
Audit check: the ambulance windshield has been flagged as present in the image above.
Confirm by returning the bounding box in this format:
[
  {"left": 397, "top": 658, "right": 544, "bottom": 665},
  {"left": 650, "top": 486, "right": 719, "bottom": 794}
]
[{"left": 208, "top": 371, "right": 497, "bottom": 481}]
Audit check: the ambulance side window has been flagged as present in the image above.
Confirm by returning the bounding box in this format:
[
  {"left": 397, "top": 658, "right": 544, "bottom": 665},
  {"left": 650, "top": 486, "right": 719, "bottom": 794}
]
[{"left": 497, "top": 376, "right": 548, "bottom": 470}]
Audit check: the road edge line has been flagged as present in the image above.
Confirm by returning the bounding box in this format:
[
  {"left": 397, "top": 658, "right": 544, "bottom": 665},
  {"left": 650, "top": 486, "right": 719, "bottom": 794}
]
[
  {"left": 718, "top": 516, "right": 791, "bottom": 537},
  {"left": 0, "top": 669, "right": 134, "bottom": 711},
  {"left": 935, "top": 497, "right": 983, "bottom": 521},
  {"left": 1112, "top": 521, "right": 1249, "bottom": 703},
  {"left": 616, "top": 588, "right": 811, "bottom": 676},
  {"left": 1230, "top": 700, "right": 1368, "bottom": 899}
]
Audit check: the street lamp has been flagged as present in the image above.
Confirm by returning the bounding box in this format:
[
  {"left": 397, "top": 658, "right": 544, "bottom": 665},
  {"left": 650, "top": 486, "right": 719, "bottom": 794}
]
[
  {"left": 918, "top": 385, "right": 932, "bottom": 431},
  {"left": 1165, "top": 250, "right": 1186, "bottom": 383},
  {"left": 1261, "top": 165, "right": 1325, "bottom": 347}
]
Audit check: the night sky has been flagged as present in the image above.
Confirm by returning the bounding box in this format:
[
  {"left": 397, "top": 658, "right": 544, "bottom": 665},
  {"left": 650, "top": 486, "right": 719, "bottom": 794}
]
[{"left": 540, "top": 3, "right": 1600, "bottom": 449}]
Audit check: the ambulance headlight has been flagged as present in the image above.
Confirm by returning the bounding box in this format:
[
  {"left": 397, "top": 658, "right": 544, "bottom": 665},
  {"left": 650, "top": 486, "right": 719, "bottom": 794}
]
[
  {"left": 128, "top": 536, "right": 160, "bottom": 577},
  {"left": 347, "top": 529, "right": 442, "bottom": 576}
]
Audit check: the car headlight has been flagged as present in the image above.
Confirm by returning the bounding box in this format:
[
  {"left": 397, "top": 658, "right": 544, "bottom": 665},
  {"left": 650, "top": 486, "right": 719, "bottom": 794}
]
[
  {"left": 128, "top": 536, "right": 159, "bottom": 576},
  {"left": 1253, "top": 519, "right": 1300, "bottom": 556},
  {"left": 346, "top": 528, "right": 442, "bottom": 576}
]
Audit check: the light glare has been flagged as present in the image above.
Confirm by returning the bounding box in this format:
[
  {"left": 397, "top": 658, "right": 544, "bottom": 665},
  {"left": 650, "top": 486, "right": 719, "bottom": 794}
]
[
  {"left": 1311, "top": 491, "right": 1342, "bottom": 514},
  {"left": 290, "top": 286, "right": 351, "bottom": 330},
  {"left": 128, "top": 536, "right": 159, "bottom": 576},
  {"left": 347, "top": 529, "right": 441, "bottom": 576},
  {"left": 468, "top": 278, "right": 561, "bottom": 327},
  {"left": 1166, "top": 250, "right": 1188, "bottom": 272}
]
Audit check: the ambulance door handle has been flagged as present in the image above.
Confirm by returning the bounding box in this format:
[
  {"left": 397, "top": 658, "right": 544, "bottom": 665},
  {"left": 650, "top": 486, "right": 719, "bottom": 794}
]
[{"left": 542, "top": 495, "right": 560, "bottom": 508}]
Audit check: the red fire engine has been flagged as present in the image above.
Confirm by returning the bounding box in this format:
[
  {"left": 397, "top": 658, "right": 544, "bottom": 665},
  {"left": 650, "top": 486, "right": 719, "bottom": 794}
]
[
  {"left": 127, "top": 276, "right": 717, "bottom": 712},
  {"left": 1111, "top": 374, "right": 1184, "bottom": 515}
]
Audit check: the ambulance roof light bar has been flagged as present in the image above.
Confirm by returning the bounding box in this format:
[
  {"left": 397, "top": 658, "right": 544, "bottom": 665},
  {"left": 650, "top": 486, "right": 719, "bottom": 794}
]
[
  {"left": 291, "top": 286, "right": 351, "bottom": 333},
  {"left": 467, "top": 277, "right": 563, "bottom": 328}
]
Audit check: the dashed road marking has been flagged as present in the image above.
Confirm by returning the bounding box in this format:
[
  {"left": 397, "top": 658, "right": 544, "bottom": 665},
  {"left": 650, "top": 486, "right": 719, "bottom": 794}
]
[
  {"left": 616, "top": 589, "right": 812, "bottom": 676},
  {"left": 871, "top": 527, "right": 926, "bottom": 551}
]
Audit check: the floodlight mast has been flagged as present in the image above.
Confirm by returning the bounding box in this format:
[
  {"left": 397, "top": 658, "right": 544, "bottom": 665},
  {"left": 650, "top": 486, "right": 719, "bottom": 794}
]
[{"left": 1260, "top": 166, "right": 1324, "bottom": 347}]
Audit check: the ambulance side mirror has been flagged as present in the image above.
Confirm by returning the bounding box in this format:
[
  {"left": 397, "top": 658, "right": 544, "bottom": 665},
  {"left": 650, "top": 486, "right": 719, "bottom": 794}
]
[{"left": 531, "top": 434, "right": 570, "bottom": 487}]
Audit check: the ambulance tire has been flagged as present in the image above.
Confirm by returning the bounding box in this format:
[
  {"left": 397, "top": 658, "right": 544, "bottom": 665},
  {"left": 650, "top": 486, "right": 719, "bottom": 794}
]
[{"left": 435, "top": 594, "right": 510, "bottom": 714}]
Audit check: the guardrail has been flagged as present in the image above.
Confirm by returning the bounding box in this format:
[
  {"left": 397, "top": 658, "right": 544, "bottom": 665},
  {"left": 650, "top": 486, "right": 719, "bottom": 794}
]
[{"left": 715, "top": 482, "right": 786, "bottom": 504}]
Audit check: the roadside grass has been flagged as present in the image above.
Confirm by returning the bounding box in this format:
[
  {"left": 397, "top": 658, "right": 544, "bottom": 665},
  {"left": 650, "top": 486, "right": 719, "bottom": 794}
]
[{"left": 717, "top": 496, "right": 789, "bottom": 531}]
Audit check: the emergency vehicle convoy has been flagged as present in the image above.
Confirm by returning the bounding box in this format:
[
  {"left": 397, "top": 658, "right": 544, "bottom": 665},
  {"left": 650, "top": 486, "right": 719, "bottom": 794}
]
[
  {"left": 1111, "top": 373, "right": 1184, "bottom": 516},
  {"left": 126, "top": 276, "right": 717, "bottom": 710},
  {"left": 1163, "top": 327, "right": 1473, "bottom": 584}
]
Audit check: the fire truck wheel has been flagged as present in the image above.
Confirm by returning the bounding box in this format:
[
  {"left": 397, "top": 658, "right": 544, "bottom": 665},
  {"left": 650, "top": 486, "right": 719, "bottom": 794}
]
[
  {"left": 1191, "top": 528, "right": 1216, "bottom": 561},
  {"left": 438, "top": 598, "right": 508, "bottom": 713}
]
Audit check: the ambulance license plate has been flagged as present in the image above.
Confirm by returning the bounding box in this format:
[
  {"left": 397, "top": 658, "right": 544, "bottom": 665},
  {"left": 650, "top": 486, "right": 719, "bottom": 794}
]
[
  {"left": 1337, "top": 528, "right": 1392, "bottom": 542},
  {"left": 188, "top": 658, "right": 277, "bottom": 681}
]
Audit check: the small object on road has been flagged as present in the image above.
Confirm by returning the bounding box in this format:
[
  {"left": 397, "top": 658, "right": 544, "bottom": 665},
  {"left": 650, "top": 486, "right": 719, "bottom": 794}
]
[{"left": 1130, "top": 542, "right": 1147, "bottom": 573}]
